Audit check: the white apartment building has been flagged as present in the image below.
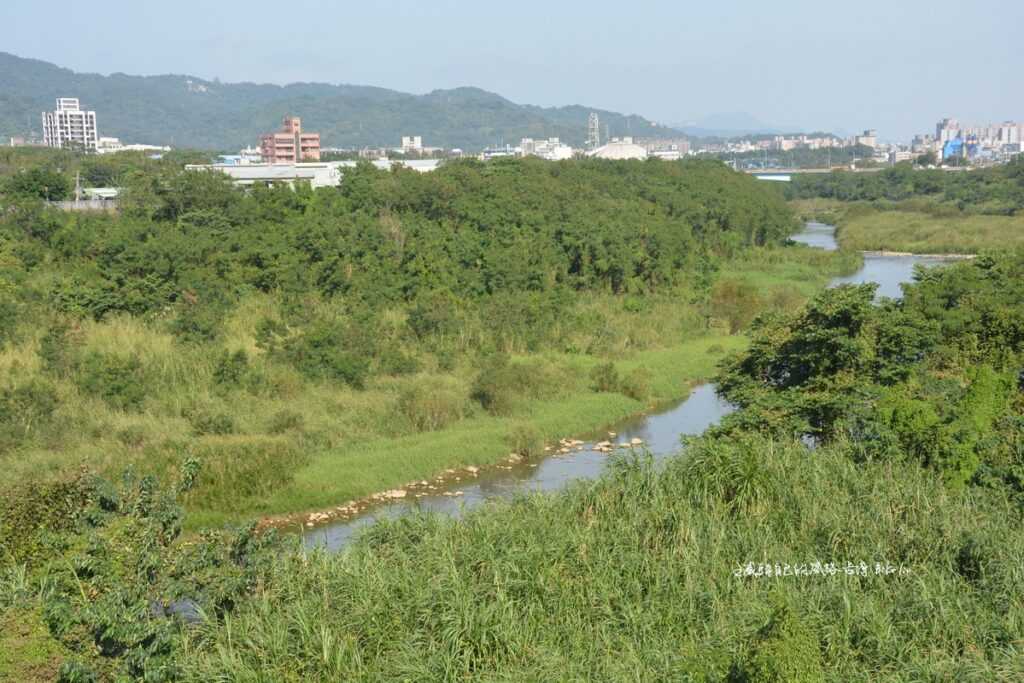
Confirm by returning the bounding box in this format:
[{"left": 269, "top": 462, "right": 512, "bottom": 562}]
[
  {"left": 42, "top": 98, "right": 99, "bottom": 151},
  {"left": 520, "top": 137, "right": 575, "bottom": 161}
]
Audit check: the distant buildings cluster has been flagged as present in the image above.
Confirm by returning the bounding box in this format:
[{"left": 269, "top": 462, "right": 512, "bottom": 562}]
[
  {"left": 912, "top": 118, "right": 1024, "bottom": 163},
  {"left": 13, "top": 96, "right": 1023, "bottom": 171}
]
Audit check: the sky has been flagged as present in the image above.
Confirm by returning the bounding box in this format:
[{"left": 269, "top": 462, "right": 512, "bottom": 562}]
[{"left": 2, "top": 0, "right": 1022, "bottom": 140}]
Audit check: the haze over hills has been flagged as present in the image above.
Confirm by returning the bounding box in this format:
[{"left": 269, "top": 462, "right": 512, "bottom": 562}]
[{"left": 0, "top": 52, "right": 685, "bottom": 151}]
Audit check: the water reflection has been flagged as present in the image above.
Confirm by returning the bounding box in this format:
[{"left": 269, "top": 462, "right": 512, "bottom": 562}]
[{"left": 304, "top": 385, "right": 734, "bottom": 551}]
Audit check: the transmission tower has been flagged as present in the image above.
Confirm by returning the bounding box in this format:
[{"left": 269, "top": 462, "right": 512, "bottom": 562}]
[{"left": 587, "top": 112, "right": 600, "bottom": 149}]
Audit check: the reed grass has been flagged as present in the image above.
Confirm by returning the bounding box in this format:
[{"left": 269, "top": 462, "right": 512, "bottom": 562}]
[{"left": 177, "top": 435, "right": 1024, "bottom": 681}]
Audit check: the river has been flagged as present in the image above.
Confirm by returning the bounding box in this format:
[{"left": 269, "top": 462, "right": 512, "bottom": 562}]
[{"left": 304, "top": 222, "right": 950, "bottom": 551}]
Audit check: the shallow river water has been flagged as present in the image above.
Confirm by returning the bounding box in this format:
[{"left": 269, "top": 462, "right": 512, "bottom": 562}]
[{"left": 304, "top": 223, "right": 950, "bottom": 551}]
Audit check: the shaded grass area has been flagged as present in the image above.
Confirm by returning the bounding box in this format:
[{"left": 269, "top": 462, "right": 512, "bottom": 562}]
[
  {"left": 837, "top": 209, "right": 1024, "bottom": 254},
  {"left": 178, "top": 436, "right": 1024, "bottom": 681}
]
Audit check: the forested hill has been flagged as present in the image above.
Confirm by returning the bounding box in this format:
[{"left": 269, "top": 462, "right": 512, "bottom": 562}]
[{"left": 0, "top": 52, "right": 682, "bottom": 150}]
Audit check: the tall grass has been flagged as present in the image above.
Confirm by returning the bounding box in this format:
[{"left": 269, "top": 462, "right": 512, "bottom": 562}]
[
  {"left": 178, "top": 435, "right": 1024, "bottom": 680},
  {"left": 837, "top": 209, "right": 1024, "bottom": 254}
]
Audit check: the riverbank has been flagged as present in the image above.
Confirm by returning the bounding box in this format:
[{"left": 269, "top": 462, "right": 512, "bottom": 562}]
[
  {"left": 251, "top": 336, "right": 741, "bottom": 534},
  {"left": 186, "top": 247, "right": 861, "bottom": 530},
  {"left": 790, "top": 199, "right": 1023, "bottom": 254}
]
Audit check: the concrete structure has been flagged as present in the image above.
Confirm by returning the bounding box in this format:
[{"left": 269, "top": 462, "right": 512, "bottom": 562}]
[
  {"left": 520, "top": 137, "right": 575, "bottom": 161},
  {"left": 588, "top": 137, "right": 648, "bottom": 160},
  {"left": 42, "top": 98, "right": 99, "bottom": 151},
  {"left": 401, "top": 136, "right": 423, "bottom": 153},
  {"left": 95, "top": 137, "right": 171, "bottom": 155},
  {"left": 188, "top": 159, "right": 442, "bottom": 189},
  {"left": 260, "top": 116, "right": 321, "bottom": 163},
  {"left": 854, "top": 129, "right": 878, "bottom": 148}
]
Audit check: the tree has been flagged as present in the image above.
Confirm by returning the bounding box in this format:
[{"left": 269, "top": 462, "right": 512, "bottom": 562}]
[{"left": 2, "top": 167, "right": 72, "bottom": 201}]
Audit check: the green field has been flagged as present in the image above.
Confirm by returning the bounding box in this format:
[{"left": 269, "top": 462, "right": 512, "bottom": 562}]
[{"left": 837, "top": 208, "right": 1024, "bottom": 254}]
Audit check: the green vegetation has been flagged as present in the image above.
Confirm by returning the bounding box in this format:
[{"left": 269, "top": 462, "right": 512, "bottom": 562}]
[
  {"left": 786, "top": 159, "right": 1024, "bottom": 253},
  {"left": 1, "top": 253, "right": 1022, "bottom": 680},
  {"left": 2, "top": 143, "right": 1022, "bottom": 679},
  {"left": 786, "top": 159, "right": 1024, "bottom": 213},
  {"left": 0, "top": 152, "right": 860, "bottom": 531},
  {"left": 835, "top": 208, "right": 1024, "bottom": 254}
]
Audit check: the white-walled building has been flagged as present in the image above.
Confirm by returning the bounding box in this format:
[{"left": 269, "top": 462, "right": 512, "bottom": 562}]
[
  {"left": 42, "top": 98, "right": 99, "bottom": 151},
  {"left": 520, "top": 137, "right": 575, "bottom": 161},
  {"left": 588, "top": 137, "right": 648, "bottom": 160},
  {"left": 401, "top": 135, "right": 423, "bottom": 152}
]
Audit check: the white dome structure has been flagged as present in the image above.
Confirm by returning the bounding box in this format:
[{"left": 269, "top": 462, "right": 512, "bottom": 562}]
[{"left": 587, "top": 137, "right": 648, "bottom": 160}]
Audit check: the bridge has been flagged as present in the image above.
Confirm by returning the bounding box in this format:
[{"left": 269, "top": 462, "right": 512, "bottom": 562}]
[{"left": 745, "top": 167, "right": 887, "bottom": 182}]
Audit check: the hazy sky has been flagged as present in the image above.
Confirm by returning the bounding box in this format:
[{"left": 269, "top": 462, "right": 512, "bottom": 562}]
[{"left": 3, "top": 0, "right": 1021, "bottom": 139}]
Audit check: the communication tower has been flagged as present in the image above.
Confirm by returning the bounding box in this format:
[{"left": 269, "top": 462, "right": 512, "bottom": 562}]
[{"left": 587, "top": 113, "right": 600, "bottom": 149}]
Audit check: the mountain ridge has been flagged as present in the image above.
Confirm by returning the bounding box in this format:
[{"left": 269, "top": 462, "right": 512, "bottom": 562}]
[{"left": 0, "top": 52, "right": 683, "bottom": 151}]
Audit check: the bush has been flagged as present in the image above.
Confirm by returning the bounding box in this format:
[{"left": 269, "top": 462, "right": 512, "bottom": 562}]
[
  {"left": 590, "top": 362, "right": 620, "bottom": 393},
  {"left": 38, "top": 319, "right": 79, "bottom": 375},
  {"left": 505, "top": 421, "right": 544, "bottom": 457},
  {"left": 711, "top": 278, "right": 765, "bottom": 334},
  {"left": 189, "top": 410, "right": 237, "bottom": 436},
  {"left": 266, "top": 409, "right": 305, "bottom": 435},
  {"left": 470, "top": 355, "right": 541, "bottom": 416},
  {"left": 0, "top": 379, "right": 60, "bottom": 443},
  {"left": 282, "top": 321, "right": 370, "bottom": 389},
  {"left": 619, "top": 366, "right": 654, "bottom": 402},
  {"left": 740, "top": 602, "right": 824, "bottom": 683},
  {"left": 396, "top": 378, "right": 471, "bottom": 432},
  {"left": 183, "top": 438, "right": 308, "bottom": 510},
  {"left": 75, "top": 352, "right": 147, "bottom": 411},
  {"left": 378, "top": 346, "right": 421, "bottom": 376},
  {"left": 115, "top": 425, "right": 147, "bottom": 449},
  {"left": 212, "top": 349, "right": 249, "bottom": 387}
]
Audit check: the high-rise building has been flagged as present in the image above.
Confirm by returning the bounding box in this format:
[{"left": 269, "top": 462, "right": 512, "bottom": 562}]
[
  {"left": 42, "top": 98, "right": 99, "bottom": 151},
  {"left": 259, "top": 116, "right": 321, "bottom": 163},
  {"left": 401, "top": 136, "right": 423, "bottom": 153}
]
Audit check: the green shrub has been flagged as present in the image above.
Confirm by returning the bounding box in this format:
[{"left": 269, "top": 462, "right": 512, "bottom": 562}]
[
  {"left": 590, "top": 362, "right": 620, "bottom": 393},
  {"left": 0, "top": 379, "right": 60, "bottom": 444},
  {"left": 75, "top": 352, "right": 147, "bottom": 411},
  {"left": 115, "top": 425, "right": 147, "bottom": 449},
  {"left": 0, "top": 471, "right": 95, "bottom": 566},
  {"left": 38, "top": 319, "right": 79, "bottom": 375},
  {"left": 189, "top": 410, "right": 237, "bottom": 436},
  {"left": 266, "top": 409, "right": 305, "bottom": 435},
  {"left": 396, "top": 378, "right": 471, "bottom": 432},
  {"left": 505, "top": 421, "right": 544, "bottom": 457},
  {"left": 378, "top": 346, "right": 421, "bottom": 376},
  {"left": 212, "top": 349, "right": 249, "bottom": 387},
  {"left": 183, "top": 438, "right": 308, "bottom": 510},
  {"left": 619, "top": 367, "right": 653, "bottom": 402},
  {"left": 741, "top": 602, "right": 825, "bottom": 683},
  {"left": 470, "top": 355, "right": 543, "bottom": 416},
  {"left": 282, "top": 321, "right": 370, "bottom": 389}
]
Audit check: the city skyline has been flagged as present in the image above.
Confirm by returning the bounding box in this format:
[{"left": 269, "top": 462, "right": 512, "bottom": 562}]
[{"left": 1, "top": 0, "right": 1021, "bottom": 140}]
